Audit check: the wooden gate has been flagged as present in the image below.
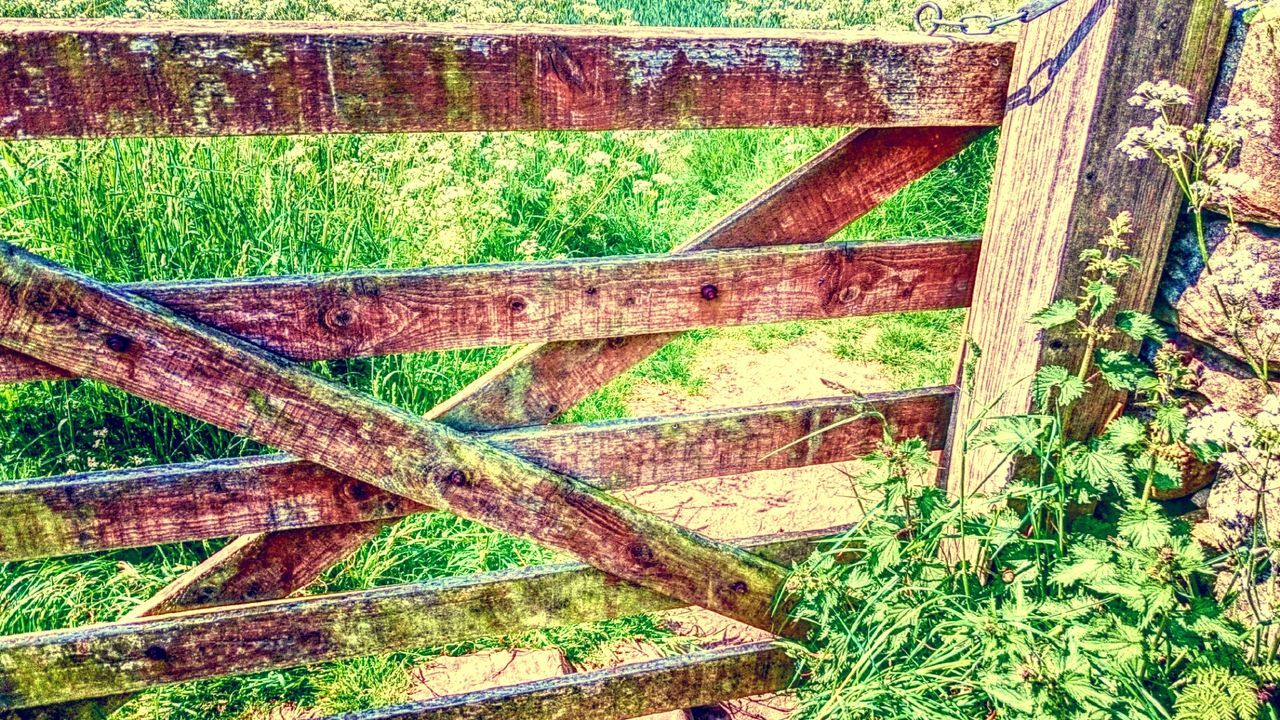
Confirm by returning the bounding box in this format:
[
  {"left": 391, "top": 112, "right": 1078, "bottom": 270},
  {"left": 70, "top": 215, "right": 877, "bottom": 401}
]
[{"left": 0, "top": 1, "right": 1232, "bottom": 717}]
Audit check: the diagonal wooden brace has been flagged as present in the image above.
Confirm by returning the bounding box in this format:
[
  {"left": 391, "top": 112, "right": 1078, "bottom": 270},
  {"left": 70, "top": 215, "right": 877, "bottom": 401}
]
[{"left": 0, "top": 242, "right": 797, "bottom": 637}]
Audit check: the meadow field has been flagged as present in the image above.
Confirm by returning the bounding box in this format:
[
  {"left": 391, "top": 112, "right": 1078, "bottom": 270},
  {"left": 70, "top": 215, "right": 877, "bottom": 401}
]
[{"left": 0, "top": 0, "right": 1007, "bottom": 716}]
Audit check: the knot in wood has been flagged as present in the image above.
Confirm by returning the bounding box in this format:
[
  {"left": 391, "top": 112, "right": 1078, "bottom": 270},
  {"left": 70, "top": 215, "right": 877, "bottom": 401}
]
[
  {"left": 508, "top": 296, "right": 527, "bottom": 312},
  {"left": 104, "top": 333, "right": 133, "bottom": 353},
  {"left": 319, "top": 304, "right": 357, "bottom": 331},
  {"left": 700, "top": 284, "right": 718, "bottom": 301},
  {"left": 441, "top": 468, "right": 471, "bottom": 487},
  {"left": 144, "top": 645, "right": 171, "bottom": 662},
  {"left": 343, "top": 480, "right": 373, "bottom": 502},
  {"left": 547, "top": 42, "right": 585, "bottom": 89},
  {"left": 24, "top": 288, "right": 54, "bottom": 312},
  {"left": 628, "top": 541, "right": 655, "bottom": 564},
  {"left": 835, "top": 284, "right": 862, "bottom": 305}
]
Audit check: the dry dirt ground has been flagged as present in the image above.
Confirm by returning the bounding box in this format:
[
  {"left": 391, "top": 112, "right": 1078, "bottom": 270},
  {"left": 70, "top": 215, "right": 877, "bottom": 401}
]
[{"left": 625, "top": 330, "right": 898, "bottom": 416}]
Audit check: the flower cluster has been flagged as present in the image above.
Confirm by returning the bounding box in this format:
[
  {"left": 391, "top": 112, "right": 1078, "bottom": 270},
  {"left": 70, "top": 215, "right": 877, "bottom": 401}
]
[
  {"left": 1119, "top": 84, "right": 1272, "bottom": 213},
  {"left": 1120, "top": 80, "right": 1277, "bottom": 392}
]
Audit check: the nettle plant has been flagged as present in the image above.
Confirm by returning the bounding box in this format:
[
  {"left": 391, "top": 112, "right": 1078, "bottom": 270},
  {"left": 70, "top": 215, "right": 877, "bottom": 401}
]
[
  {"left": 782, "top": 218, "right": 1272, "bottom": 720},
  {"left": 1122, "top": 76, "right": 1280, "bottom": 647},
  {"left": 782, "top": 82, "right": 1280, "bottom": 718}
]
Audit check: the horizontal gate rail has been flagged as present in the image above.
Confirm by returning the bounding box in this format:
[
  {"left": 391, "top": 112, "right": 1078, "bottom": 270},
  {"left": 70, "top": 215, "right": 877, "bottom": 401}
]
[
  {"left": 327, "top": 641, "right": 792, "bottom": 720},
  {"left": 0, "top": 20, "right": 1014, "bottom": 139},
  {"left": 0, "top": 237, "right": 980, "bottom": 385},
  {"left": 0, "top": 525, "right": 833, "bottom": 708},
  {"left": 0, "top": 387, "right": 952, "bottom": 561}
]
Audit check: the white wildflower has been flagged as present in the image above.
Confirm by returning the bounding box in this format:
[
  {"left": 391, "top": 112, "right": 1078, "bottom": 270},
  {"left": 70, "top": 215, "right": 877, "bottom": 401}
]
[{"left": 1128, "top": 80, "right": 1192, "bottom": 111}]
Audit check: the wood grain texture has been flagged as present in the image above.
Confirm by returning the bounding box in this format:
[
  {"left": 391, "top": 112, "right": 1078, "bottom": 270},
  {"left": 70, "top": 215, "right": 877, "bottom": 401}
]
[
  {"left": 0, "top": 20, "right": 1012, "bottom": 139},
  {"left": 0, "top": 387, "right": 952, "bottom": 561},
  {"left": 322, "top": 641, "right": 792, "bottom": 720},
  {"left": 0, "top": 244, "right": 794, "bottom": 639},
  {"left": 0, "top": 237, "right": 981, "bottom": 385},
  {"left": 948, "top": 0, "right": 1231, "bottom": 493},
  {"left": 122, "top": 124, "right": 982, "bottom": 622},
  {"left": 0, "top": 526, "right": 828, "bottom": 708}
]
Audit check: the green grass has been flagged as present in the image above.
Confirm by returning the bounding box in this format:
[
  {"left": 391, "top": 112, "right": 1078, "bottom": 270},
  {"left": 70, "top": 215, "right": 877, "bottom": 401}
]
[{"left": 0, "top": 0, "right": 1000, "bottom": 716}]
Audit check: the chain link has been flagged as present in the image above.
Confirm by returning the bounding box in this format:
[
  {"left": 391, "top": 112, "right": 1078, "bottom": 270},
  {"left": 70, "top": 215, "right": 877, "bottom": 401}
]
[{"left": 913, "top": 0, "right": 1069, "bottom": 35}]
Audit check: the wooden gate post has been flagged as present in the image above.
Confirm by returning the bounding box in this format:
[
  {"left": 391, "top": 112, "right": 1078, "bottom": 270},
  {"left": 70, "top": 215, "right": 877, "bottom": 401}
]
[{"left": 948, "top": 0, "right": 1231, "bottom": 494}]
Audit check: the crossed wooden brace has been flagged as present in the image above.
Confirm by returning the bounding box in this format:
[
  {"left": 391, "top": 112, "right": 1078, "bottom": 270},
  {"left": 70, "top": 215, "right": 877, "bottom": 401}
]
[
  {"left": 0, "top": 237, "right": 807, "bottom": 633},
  {"left": 0, "top": 126, "right": 983, "bottom": 717}
]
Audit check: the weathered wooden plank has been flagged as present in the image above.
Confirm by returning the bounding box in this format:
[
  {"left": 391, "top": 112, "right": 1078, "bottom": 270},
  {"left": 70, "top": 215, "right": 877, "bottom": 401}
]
[
  {"left": 0, "top": 526, "right": 828, "bottom": 708},
  {"left": 73, "top": 125, "right": 983, "bottom": 621},
  {"left": 0, "top": 244, "right": 793, "bottom": 638},
  {"left": 0, "top": 20, "right": 1013, "bottom": 139},
  {"left": 0, "top": 237, "right": 981, "bottom": 385},
  {"left": 948, "top": 0, "right": 1231, "bottom": 491},
  {"left": 0, "top": 387, "right": 951, "bottom": 561},
  {"left": 324, "top": 641, "right": 792, "bottom": 720}
]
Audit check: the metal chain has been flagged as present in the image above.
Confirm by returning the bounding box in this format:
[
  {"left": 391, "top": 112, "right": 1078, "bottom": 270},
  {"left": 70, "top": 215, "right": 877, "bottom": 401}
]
[{"left": 913, "top": 0, "right": 1069, "bottom": 35}]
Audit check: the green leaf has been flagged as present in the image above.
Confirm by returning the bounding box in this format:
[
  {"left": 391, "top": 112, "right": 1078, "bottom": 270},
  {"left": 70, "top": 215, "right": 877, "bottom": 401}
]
[
  {"left": 1115, "top": 310, "right": 1168, "bottom": 344},
  {"left": 1154, "top": 404, "right": 1189, "bottom": 441},
  {"left": 972, "top": 415, "right": 1052, "bottom": 456},
  {"left": 1152, "top": 454, "right": 1184, "bottom": 491},
  {"left": 1086, "top": 280, "right": 1118, "bottom": 319},
  {"left": 1029, "top": 298, "right": 1080, "bottom": 329},
  {"left": 1095, "top": 349, "right": 1154, "bottom": 391},
  {"left": 1061, "top": 441, "right": 1131, "bottom": 496},
  {"left": 1102, "top": 416, "right": 1146, "bottom": 448},
  {"left": 1117, "top": 501, "right": 1172, "bottom": 550},
  {"left": 1031, "top": 365, "right": 1087, "bottom": 410},
  {"left": 1080, "top": 443, "right": 1132, "bottom": 493},
  {"left": 1052, "top": 539, "right": 1116, "bottom": 587},
  {"left": 866, "top": 532, "right": 902, "bottom": 575}
]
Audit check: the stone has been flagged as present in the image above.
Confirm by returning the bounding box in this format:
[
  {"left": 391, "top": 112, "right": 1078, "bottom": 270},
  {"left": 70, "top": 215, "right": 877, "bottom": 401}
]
[
  {"left": 1169, "top": 221, "right": 1280, "bottom": 369},
  {"left": 1198, "top": 463, "right": 1280, "bottom": 548},
  {"left": 1175, "top": 334, "right": 1279, "bottom": 418},
  {"left": 1149, "top": 443, "right": 1217, "bottom": 501},
  {"left": 1210, "top": 9, "right": 1280, "bottom": 228}
]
